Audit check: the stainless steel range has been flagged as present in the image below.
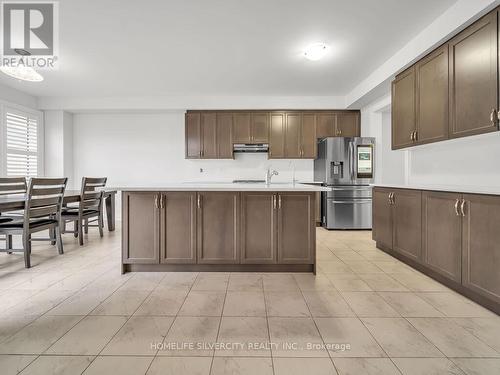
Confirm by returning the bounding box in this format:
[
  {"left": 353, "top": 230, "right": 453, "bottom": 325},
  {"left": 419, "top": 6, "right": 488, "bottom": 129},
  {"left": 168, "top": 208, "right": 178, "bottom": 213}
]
[{"left": 314, "top": 137, "right": 375, "bottom": 229}]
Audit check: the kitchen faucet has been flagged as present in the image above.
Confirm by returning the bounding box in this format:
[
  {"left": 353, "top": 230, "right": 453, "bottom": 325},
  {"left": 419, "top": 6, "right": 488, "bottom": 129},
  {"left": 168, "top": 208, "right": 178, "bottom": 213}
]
[{"left": 265, "top": 167, "right": 279, "bottom": 185}]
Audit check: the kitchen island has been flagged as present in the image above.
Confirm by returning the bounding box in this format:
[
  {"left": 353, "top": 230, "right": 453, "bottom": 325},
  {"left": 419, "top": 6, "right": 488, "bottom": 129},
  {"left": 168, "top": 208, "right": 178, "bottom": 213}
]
[{"left": 120, "top": 183, "right": 328, "bottom": 274}]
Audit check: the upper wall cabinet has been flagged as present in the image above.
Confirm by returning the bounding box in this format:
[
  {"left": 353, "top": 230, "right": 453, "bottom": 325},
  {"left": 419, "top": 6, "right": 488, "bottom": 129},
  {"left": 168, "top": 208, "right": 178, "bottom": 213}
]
[
  {"left": 269, "top": 112, "right": 318, "bottom": 159},
  {"left": 449, "top": 11, "right": 498, "bottom": 139},
  {"left": 185, "top": 112, "right": 234, "bottom": 159},
  {"left": 186, "top": 110, "right": 360, "bottom": 159},
  {"left": 392, "top": 67, "right": 416, "bottom": 149},
  {"left": 316, "top": 112, "right": 360, "bottom": 138},
  {"left": 416, "top": 44, "right": 449, "bottom": 144},
  {"left": 392, "top": 8, "right": 500, "bottom": 150},
  {"left": 233, "top": 112, "right": 269, "bottom": 143}
]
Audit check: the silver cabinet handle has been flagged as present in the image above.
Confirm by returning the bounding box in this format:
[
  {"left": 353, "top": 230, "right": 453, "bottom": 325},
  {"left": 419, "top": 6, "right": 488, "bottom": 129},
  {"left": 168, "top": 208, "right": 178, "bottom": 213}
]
[
  {"left": 490, "top": 109, "right": 497, "bottom": 125},
  {"left": 278, "top": 195, "right": 282, "bottom": 209},
  {"left": 388, "top": 193, "right": 392, "bottom": 204},
  {"left": 154, "top": 194, "right": 159, "bottom": 209},
  {"left": 273, "top": 195, "right": 277, "bottom": 209},
  {"left": 414, "top": 131, "right": 418, "bottom": 141},
  {"left": 460, "top": 199, "right": 466, "bottom": 217},
  {"left": 197, "top": 195, "right": 201, "bottom": 209},
  {"left": 391, "top": 192, "right": 395, "bottom": 205},
  {"left": 410, "top": 132, "right": 414, "bottom": 141},
  {"left": 161, "top": 195, "right": 166, "bottom": 209},
  {"left": 454, "top": 199, "right": 460, "bottom": 216}
]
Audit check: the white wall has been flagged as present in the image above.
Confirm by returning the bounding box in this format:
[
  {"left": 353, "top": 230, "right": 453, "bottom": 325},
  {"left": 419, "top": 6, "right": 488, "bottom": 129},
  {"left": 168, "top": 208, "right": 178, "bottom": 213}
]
[
  {"left": 44, "top": 110, "right": 75, "bottom": 187},
  {"left": 72, "top": 112, "right": 314, "bottom": 217},
  {"left": 362, "top": 92, "right": 500, "bottom": 189},
  {"left": 361, "top": 94, "right": 406, "bottom": 184}
]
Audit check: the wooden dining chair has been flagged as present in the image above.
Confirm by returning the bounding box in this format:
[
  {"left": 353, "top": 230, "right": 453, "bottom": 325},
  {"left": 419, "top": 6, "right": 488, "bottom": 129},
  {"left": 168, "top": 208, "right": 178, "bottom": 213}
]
[
  {"left": 61, "top": 177, "right": 107, "bottom": 246},
  {"left": 0, "top": 177, "right": 68, "bottom": 268},
  {"left": 0, "top": 177, "right": 27, "bottom": 250}
]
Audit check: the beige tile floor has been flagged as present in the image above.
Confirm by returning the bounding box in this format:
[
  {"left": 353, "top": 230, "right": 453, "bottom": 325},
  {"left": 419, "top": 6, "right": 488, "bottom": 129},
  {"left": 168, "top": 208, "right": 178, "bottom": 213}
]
[{"left": 0, "top": 226, "right": 499, "bottom": 374}]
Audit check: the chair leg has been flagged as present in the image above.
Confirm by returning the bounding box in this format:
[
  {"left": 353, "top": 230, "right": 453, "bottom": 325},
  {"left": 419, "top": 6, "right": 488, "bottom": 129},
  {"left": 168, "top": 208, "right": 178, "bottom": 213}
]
[
  {"left": 49, "top": 227, "right": 56, "bottom": 245},
  {"left": 55, "top": 226, "right": 64, "bottom": 254},
  {"left": 23, "top": 233, "right": 31, "bottom": 268},
  {"left": 60, "top": 219, "right": 66, "bottom": 234},
  {"left": 6, "top": 235, "right": 12, "bottom": 254},
  {"left": 98, "top": 215, "right": 104, "bottom": 238},
  {"left": 84, "top": 219, "right": 89, "bottom": 234},
  {"left": 78, "top": 220, "right": 84, "bottom": 246},
  {"left": 74, "top": 220, "right": 79, "bottom": 238}
]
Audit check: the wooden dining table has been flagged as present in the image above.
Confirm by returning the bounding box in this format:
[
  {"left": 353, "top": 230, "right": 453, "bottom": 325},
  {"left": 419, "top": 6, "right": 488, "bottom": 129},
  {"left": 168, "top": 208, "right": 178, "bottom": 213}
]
[{"left": 0, "top": 190, "right": 117, "bottom": 231}]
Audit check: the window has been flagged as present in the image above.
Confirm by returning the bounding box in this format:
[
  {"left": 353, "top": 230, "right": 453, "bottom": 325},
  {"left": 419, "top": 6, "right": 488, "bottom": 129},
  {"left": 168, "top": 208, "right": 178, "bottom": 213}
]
[{"left": 4, "top": 108, "right": 41, "bottom": 177}]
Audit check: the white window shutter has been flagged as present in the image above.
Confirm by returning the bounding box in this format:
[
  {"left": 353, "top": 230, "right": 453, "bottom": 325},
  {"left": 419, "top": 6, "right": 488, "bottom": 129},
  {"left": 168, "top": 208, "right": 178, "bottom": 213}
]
[{"left": 5, "top": 111, "right": 39, "bottom": 177}]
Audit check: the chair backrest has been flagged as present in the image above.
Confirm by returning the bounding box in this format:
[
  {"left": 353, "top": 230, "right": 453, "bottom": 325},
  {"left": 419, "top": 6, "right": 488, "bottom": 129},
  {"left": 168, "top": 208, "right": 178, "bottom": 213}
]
[
  {"left": 24, "top": 178, "right": 68, "bottom": 224},
  {"left": 0, "top": 177, "right": 27, "bottom": 195},
  {"left": 79, "top": 177, "right": 107, "bottom": 213}
]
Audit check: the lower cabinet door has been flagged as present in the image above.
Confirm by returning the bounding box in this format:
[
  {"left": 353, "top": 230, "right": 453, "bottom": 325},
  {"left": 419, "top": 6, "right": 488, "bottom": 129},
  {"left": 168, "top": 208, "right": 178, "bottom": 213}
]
[
  {"left": 240, "top": 193, "right": 277, "bottom": 264},
  {"left": 197, "top": 192, "right": 239, "bottom": 264},
  {"left": 462, "top": 194, "right": 500, "bottom": 303},
  {"left": 277, "top": 193, "right": 314, "bottom": 264},
  {"left": 392, "top": 189, "right": 422, "bottom": 261},
  {"left": 122, "top": 192, "right": 160, "bottom": 264},
  {"left": 160, "top": 192, "right": 197, "bottom": 264},
  {"left": 422, "top": 191, "right": 462, "bottom": 282},
  {"left": 372, "top": 188, "right": 393, "bottom": 249}
]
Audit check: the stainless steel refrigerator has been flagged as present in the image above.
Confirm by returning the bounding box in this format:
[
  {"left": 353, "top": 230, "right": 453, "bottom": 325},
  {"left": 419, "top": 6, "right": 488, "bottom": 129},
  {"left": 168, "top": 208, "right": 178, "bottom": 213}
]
[{"left": 314, "top": 137, "right": 375, "bottom": 229}]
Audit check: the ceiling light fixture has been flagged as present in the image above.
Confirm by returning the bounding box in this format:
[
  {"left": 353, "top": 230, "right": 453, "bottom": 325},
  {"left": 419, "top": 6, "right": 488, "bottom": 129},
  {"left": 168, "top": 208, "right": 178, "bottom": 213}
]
[
  {"left": 0, "top": 66, "right": 44, "bottom": 82},
  {"left": 303, "top": 43, "right": 329, "bottom": 61},
  {"left": 0, "top": 49, "right": 44, "bottom": 82}
]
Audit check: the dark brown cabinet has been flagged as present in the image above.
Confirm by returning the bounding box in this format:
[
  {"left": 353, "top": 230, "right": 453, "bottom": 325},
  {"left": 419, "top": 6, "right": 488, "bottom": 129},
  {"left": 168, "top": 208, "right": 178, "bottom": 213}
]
[
  {"left": 233, "top": 113, "right": 251, "bottom": 143},
  {"left": 122, "top": 192, "right": 160, "bottom": 264},
  {"left": 270, "top": 112, "right": 318, "bottom": 159},
  {"left": 185, "top": 112, "right": 201, "bottom": 158},
  {"left": 185, "top": 112, "right": 234, "bottom": 159},
  {"left": 422, "top": 191, "right": 462, "bottom": 282},
  {"left": 416, "top": 44, "right": 449, "bottom": 144},
  {"left": 302, "top": 113, "right": 317, "bottom": 158},
  {"left": 201, "top": 112, "right": 217, "bottom": 159},
  {"left": 233, "top": 113, "right": 269, "bottom": 143},
  {"left": 392, "top": 189, "right": 422, "bottom": 261},
  {"left": 284, "top": 113, "right": 302, "bottom": 158},
  {"left": 316, "top": 113, "right": 336, "bottom": 138},
  {"left": 449, "top": 11, "right": 498, "bottom": 139},
  {"left": 197, "top": 192, "right": 239, "bottom": 264},
  {"left": 240, "top": 192, "right": 277, "bottom": 264},
  {"left": 160, "top": 192, "right": 197, "bottom": 264},
  {"left": 251, "top": 113, "right": 269, "bottom": 142},
  {"left": 216, "top": 113, "right": 233, "bottom": 159},
  {"left": 462, "top": 194, "right": 500, "bottom": 304},
  {"left": 392, "top": 67, "right": 416, "bottom": 149},
  {"left": 269, "top": 112, "right": 285, "bottom": 158},
  {"left": 373, "top": 186, "right": 500, "bottom": 313},
  {"left": 372, "top": 188, "right": 421, "bottom": 261},
  {"left": 277, "top": 193, "right": 315, "bottom": 264},
  {"left": 335, "top": 112, "right": 360, "bottom": 137},
  {"left": 391, "top": 8, "right": 500, "bottom": 150},
  {"left": 372, "top": 187, "right": 393, "bottom": 249}
]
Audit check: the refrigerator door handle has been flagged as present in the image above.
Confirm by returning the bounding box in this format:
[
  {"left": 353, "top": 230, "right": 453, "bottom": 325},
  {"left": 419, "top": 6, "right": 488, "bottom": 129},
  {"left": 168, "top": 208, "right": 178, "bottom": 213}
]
[{"left": 349, "top": 141, "right": 355, "bottom": 180}]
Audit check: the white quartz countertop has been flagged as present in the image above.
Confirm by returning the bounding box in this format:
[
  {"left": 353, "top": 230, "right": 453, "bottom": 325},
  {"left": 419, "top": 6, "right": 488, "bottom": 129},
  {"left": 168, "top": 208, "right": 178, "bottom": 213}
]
[
  {"left": 115, "top": 182, "right": 329, "bottom": 192},
  {"left": 372, "top": 183, "right": 500, "bottom": 196}
]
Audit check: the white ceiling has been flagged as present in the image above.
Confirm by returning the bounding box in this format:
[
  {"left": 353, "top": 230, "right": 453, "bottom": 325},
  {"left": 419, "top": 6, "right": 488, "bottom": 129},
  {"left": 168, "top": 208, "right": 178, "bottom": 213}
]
[{"left": 0, "top": 0, "right": 457, "bottom": 99}]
